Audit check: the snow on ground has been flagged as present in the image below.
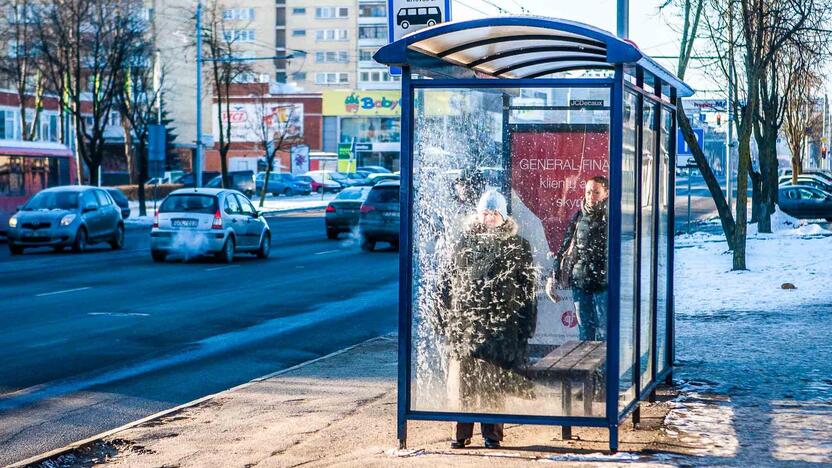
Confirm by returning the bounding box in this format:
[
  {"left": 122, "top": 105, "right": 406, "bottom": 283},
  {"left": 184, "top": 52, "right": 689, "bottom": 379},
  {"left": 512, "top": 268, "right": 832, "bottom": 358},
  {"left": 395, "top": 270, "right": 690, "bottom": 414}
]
[
  {"left": 124, "top": 193, "right": 334, "bottom": 226},
  {"left": 669, "top": 213, "right": 832, "bottom": 465}
]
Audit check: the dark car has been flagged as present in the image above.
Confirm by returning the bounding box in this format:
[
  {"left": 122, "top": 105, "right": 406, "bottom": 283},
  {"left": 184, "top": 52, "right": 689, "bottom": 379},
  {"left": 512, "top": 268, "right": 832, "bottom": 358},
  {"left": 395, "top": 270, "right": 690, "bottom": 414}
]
[
  {"left": 343, "top": 170, "right": 372, "bottom": 186},
  {"left": 175, "top": 171, "right": 221, "bottom": 187},
  {"left": 357, "top": 166, "right": 391, "bottom": 174},
  {"left": 325, "top": 186, "right": 372, "bottom": 239},
  {"left": 7, "top": 186, "right": 124, "bottom": 254},
  {"left": 780, "top": 176, "right": 832, "bottom": 193},
  {"left": 358, "top": 181, "right": 399, "bottom": 251},
  {"left": 104, "top": 187, "right": 131, "bottom": 219},
  {"left": 370, "top": 173, "right": 401, "bottom": 185},
  {"left": 329, "top": 171, "right": 360, "bottom": 188},
  {"left": 206, "top": 171, "right": 256, "bottom": 198},
  {"left": 256, "top": 172, "right": 313, "bottom": 196},
  {"left": 779, "top": 185, "right": 832, "bottom": 221}
]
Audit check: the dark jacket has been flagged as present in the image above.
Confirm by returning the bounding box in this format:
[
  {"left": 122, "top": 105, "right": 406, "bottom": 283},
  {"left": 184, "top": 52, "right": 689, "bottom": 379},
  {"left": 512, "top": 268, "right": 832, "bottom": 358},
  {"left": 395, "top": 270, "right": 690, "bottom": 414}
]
[
  {"left": 555, "top": 200, "right": 608, "bottom": 292},
  {"left": 438, "top": 217, "right": 538, "bottom": 370}
]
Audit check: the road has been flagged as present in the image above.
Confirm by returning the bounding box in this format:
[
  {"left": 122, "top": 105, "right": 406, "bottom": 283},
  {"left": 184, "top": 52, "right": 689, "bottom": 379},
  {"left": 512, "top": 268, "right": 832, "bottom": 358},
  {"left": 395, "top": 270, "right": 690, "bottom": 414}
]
[{"left": 0, "top": 212, "right": 398, "bottom": 466}]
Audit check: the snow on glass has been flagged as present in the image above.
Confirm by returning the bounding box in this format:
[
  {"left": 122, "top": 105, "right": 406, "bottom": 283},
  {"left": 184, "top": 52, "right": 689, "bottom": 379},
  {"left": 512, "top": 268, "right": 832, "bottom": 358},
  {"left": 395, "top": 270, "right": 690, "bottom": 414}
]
[{"left": 409, "top": 87, "right": 613, "bottom": 417}]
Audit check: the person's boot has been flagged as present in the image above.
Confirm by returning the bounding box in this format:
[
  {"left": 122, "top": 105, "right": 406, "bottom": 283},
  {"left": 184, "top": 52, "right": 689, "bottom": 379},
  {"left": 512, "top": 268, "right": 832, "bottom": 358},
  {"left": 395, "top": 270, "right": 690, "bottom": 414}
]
[
  {"left": 484, "top": 438, "right": 501, "bottom": 449},
  {"left": 450, "top": 438, "right": 471, "bottom": 449}
]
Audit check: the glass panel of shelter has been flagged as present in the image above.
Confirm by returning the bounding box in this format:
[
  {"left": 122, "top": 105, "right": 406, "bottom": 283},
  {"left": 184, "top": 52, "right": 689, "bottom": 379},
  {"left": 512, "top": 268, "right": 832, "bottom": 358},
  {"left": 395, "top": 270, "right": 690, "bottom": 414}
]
[
  {"left": 409, "top": 86, "right": 611, "bottom": 418},
  {"left": 656, "top": 106, "right": 673, "bottom": 374},
  {"left": 639, "top": 100, "right": 656, "bottom": 391}
]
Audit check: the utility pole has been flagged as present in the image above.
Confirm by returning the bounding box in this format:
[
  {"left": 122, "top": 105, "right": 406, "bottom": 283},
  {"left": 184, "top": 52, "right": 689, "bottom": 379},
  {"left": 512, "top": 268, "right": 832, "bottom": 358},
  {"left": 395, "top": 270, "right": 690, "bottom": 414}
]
[
  {"left": 195, "top": 2, "right": 203, "bottom": 187},
  {"left": 617, "top": 0, "right": 628, "bottom": 38}
]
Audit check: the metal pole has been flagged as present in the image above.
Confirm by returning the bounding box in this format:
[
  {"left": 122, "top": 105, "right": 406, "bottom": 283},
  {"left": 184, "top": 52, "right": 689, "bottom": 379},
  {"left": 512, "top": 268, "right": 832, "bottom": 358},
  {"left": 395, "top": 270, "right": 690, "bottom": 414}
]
[
  {"left": 687, "top": 168, "right": 692, "bottom": 233},
  {"left": 617, "top": 0, "right": 629, "bottom": 38},
  {"left": 726, "top": 60, "right": 733, "bottom": 210},
  {"left": 195, "top": 2, "right": 203, "bottom": 188}
]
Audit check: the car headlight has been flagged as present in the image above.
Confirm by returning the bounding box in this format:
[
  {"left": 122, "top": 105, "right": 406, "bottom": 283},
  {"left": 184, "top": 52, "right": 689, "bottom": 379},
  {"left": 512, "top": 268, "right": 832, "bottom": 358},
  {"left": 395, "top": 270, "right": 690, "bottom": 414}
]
[
  {"left": 8, "top": 216, "right": 17, "bottom": 228},
  {"left": 60, "top": 214, "right": 77, "bottom": 226}
]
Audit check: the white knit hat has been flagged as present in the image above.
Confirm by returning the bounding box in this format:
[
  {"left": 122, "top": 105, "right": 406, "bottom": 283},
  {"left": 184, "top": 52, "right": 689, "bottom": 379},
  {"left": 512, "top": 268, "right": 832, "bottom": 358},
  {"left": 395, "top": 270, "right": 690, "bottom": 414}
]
[{"left": 477, "top": 189, "right": 508, "bottom": 219}]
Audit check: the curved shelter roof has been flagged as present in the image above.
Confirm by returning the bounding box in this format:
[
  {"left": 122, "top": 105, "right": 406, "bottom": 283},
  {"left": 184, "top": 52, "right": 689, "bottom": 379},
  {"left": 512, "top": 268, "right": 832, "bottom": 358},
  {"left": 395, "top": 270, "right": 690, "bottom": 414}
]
[{"left": 374, "top": 16, "right": 694, "bottom": 97}]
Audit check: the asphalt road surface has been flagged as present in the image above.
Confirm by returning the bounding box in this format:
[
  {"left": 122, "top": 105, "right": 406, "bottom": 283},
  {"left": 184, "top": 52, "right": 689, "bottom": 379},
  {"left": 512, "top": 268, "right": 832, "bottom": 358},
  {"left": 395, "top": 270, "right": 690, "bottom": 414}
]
[{"left": 0, "top": 212, "right": 398, "bottom": 465}]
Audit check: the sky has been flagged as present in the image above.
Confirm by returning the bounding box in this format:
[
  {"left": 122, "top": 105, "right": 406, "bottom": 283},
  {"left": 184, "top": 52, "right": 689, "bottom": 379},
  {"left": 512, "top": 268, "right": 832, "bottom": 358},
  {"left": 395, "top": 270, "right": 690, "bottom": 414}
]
[{"left": 450, "top": 0, "right": 733, "bottom": 98}]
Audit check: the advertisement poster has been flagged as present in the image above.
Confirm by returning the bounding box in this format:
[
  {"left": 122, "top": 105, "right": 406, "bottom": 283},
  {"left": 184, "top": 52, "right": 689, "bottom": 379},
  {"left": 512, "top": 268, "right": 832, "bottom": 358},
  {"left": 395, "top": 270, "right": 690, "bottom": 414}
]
[
  {"left": 510, "top": 127, "right": 610, "bottom": 345},
  {"left": 212, "top": 103, "right": 304, "bottom": 143},
  {"left": 290, "top": 144, "right": 310, "bottom": 175}
]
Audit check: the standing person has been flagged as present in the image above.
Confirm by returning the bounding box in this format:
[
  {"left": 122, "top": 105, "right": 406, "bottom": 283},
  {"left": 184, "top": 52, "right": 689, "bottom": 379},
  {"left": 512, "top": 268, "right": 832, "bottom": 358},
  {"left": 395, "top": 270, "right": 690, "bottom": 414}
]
[
  {"left": 436, "top": 189, "right": 537, "bottom": 449},
  {"left": 547, "top": 176, "right": 609, "bottom": 341}
]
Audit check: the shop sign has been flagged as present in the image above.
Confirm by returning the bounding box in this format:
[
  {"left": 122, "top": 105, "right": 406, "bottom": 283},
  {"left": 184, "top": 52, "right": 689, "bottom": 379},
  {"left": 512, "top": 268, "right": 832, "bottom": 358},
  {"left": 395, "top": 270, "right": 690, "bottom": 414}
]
[{"left": 323, "top": 91, "right": 402, "bottom": 116}]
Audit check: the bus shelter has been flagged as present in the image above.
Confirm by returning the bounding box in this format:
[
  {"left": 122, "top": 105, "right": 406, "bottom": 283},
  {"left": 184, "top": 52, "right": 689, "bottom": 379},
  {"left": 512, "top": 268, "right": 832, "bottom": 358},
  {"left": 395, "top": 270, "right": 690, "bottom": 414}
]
[{"left": 374, "top": 16, "right": 694, "bottom": 451}]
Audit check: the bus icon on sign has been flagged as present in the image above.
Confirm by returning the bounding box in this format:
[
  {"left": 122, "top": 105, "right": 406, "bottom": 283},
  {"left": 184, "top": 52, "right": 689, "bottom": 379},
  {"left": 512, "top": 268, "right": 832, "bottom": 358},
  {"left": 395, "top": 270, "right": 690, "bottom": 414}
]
[{"left": 397, "top": 7, "right": 441, "bottom": 29}]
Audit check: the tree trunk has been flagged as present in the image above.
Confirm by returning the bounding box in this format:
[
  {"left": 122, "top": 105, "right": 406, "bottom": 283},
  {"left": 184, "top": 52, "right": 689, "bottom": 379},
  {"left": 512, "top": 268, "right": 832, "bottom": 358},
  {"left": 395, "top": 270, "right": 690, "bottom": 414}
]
[
  {"left": 733, "top": 117, "right": 753, "bottom": 271},
  {"left": 679, "top": 109, "right": 736, "bottom": 249},
  {"left": 122, "top": 118, "right": 136, "bottom": 184},
  {"left": 259, "top": 152, "right": 272, "bottom": 208},
  {"left": 749, "top": 168, "right": 762, "bottom": 224}
]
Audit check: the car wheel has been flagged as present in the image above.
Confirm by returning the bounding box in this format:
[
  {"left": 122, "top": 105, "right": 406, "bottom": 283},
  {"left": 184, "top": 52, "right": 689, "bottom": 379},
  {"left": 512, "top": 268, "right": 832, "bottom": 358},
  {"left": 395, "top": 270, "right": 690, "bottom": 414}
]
[
  {"left": 401, "top": 20, "right": 410, "bottom": 29},
  {"left": 257, "top": 232, "right": 271, "bottom": 259},
  {"left": 326, "top": 229, "right": 339, "bottom": 240},
  {"left": 151, "top": 249, "right": 167, "bottom": 262},
  {"left": 283, "top": 188, "right": 292, "bottom": 197},
  {"left": 9, "top": 243, "right": 24, "bottom": 255},
  {"left": 110, "top": 224, "right": 124, "bottom": 250},
  {"left": 316, "top": 187, "right": 323, "bottom": 194},
  {"left": 217, "top": 236, "right": 235, "bottom": 263},
  {"left": 360, "top": 235, "right": 375, "bottom": 252},
  {"left": 427, "top": 19, "right": 436, "bottom": 26},
  {"left": 72, "top": 228, "right": 87, "bottom": 253}
]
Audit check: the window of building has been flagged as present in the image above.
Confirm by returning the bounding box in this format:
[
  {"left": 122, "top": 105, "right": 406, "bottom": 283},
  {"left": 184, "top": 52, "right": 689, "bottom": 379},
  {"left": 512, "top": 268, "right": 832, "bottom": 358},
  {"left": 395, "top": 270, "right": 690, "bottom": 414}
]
[
  {"left": 359, "top": 4, "right": 386, "bottom": 17},
  {"left": 359, "top": 69, "right": 398, "bottom": 83},
  {"left": 359, "top": 48, "right": 376, "bottom": 62},
  {"left": 0, "top": 109, "right": 17, "bottom": 140},
  {"left": 315, "top": 51, "right": 349, "bottom": 63},
  {"left": 109, "top": 111, "right": 120, "bottom": 127},
  {"left": 222, "top": 8, "right": 255, "bottom": 21},
  {"left": 315, "top": 7, "right": 348, "bottom": 18},
  {"left": 293, "top": 72, "right": 306, "bottom": 80},
  {"left": 292, "top": 29, "right": 306, "bottom": 37},
  {"left": 275, "top": 71, "right": 287, "bottom": 83},
  {"left": 358, "top": 25, "right": 386, "bottom": 40},
  {"left": 223, "top": 29, "right": 256, "bottom": 42},
  {"left": 315, "top": 29, "right": 348, "bottom": 41},
  {"left": 292, "top": 7, "right": 306, "bottom": 14},
  {"left": 315, "top": 72, "right": 350, "bottom": 84}
]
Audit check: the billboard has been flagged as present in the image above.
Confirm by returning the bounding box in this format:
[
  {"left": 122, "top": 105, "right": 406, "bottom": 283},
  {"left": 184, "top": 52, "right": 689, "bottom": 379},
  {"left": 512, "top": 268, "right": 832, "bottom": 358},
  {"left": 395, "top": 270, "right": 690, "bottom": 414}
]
[
  {"left": 322, "top": 90, "right": 401, "bottom": 117},
  {"left": 212, "top": 102, "right": 304, "bottom": 143}
]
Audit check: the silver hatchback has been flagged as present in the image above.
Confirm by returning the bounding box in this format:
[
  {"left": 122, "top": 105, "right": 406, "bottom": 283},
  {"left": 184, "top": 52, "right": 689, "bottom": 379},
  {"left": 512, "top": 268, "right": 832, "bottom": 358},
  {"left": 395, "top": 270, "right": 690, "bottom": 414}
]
[{"left": 150, "top": 188, "right": 271, "bottom": 263}]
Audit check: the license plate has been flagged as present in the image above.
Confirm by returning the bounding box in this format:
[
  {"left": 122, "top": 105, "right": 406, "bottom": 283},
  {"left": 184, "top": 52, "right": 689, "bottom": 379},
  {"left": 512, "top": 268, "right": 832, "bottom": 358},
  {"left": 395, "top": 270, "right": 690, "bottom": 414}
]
[{"left": 172, "top": 219, "right": 198, "bottom": 228}]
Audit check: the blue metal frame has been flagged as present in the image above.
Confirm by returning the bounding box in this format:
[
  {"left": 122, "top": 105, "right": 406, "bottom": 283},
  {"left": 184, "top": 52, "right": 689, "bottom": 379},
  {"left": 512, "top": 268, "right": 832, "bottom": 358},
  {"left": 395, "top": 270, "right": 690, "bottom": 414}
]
[{"left": 387, "top": 16, "right": 690, "bottom": 453}]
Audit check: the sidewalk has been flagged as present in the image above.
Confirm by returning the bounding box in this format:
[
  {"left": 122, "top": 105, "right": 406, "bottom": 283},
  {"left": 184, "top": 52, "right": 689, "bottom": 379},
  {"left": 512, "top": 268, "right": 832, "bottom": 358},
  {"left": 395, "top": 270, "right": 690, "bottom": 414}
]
[{"left": 25, "top": 336, "right": 700, "bottom": 468}]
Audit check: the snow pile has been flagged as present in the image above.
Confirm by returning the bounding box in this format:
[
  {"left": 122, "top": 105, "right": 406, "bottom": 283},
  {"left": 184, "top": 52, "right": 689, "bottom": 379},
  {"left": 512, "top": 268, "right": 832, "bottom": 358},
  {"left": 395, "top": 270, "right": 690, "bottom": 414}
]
[
  {"left": 674, "top": 221, "right": 832, "bottom": 316},
  {"left": 546, "top": 452, "right": 642, "bottom": 462}
]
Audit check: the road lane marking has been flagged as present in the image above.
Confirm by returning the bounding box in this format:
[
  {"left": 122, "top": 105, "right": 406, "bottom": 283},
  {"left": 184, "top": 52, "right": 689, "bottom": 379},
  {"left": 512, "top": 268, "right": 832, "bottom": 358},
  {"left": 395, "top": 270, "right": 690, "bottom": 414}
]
[
  {"left": 88, "top": 312, "right": 150, "bottom": 317},
  {"left": 36, "top": 287, "right": 91, "bottom": 297},
  {"left": 205, "top": 265, "right": 240, "bottom": 272},
  {"left": 314, "top": 250, "right": 339, "bottom": 255}
]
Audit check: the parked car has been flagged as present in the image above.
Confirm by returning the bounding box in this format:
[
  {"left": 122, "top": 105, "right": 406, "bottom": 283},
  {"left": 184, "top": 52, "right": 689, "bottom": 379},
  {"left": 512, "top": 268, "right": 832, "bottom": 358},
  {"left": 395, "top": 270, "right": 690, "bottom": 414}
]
[
  {"left": 104, "top": 187, "right": 131, "bottom": 219},
  {"left": 358, "top": 181, "right": 400, "bottom": 251},
  {"left": 175, "top": 171, "right": 221, "bottom": 187},
  {"left": 357, "top": 166, "right": 392, "bottom": 174},
  {"left": 329, "top": 171, "right": 360, "bottom": 188},
  {"left": 369, "top": 173, "right": 401, "bottom": 185},
  {"left": 7, "top": 186, "right": 124, "bottom": 254},
  {"left": 778, "top": 185, "right": 832, "bottom": 221},
  {"left": 150, "top": 188, "right": 270, "bottom": 263},
  {"left": 255, "top": 172, "right": 313, "bottom": 196},
  {"left": 205, "top": 171, "right": 256, "bottom": 198},
  {"left": 325, "top": 186, "right": 372, "bottom": 239},
  {"left": 302, "top": 170, "right": 342, "bottom": 193},
  {"left": 778, "top": 171, "right": 832, "bottom": 186},
  {"left": 779, "top": 176, "right": 832, "bottom": 193},
  {"left": 343, "top": 170, "right": 373, "bottom": 186}
]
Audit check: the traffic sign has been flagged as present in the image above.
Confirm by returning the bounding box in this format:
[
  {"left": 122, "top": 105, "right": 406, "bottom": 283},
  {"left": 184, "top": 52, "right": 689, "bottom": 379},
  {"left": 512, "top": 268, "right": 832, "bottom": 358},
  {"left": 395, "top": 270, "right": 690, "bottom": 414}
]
[
  {"left": 677, "top": 127, "right": 704, "bottom": 156},
  {"left": 387, "top": 0, "right": 451, "bottom": 75}
]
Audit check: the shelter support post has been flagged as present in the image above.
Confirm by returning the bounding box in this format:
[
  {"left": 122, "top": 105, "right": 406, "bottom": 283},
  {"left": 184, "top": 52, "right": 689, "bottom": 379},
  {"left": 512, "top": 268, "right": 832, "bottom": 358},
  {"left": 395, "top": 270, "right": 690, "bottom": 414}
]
[{"left": 609, "top": 424, "right": 619, "bottom": 452}]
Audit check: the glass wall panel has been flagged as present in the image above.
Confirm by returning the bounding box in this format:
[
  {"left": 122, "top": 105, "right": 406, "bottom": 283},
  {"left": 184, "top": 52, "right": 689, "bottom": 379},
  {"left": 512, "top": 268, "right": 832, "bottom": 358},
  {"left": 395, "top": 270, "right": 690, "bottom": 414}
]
[
  {"left": 656, "top": 108, "right": 672, "bottom": 373},
  {"left": 639, "top": 101, "right": 657, "bottom": 389},
  {"left": 410, "top": 86, "right": 610, "bottom": 418},
  {"left": 619, "top": 91, "right": 638, "bottom": 411}
]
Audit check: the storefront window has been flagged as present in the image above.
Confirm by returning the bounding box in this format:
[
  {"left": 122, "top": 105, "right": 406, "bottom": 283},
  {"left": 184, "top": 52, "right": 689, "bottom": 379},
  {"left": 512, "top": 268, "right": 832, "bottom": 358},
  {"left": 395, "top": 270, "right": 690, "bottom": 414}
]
[
  {"left": 410, "top": 87, "right": 610, "bottom": 417},
  {"left": 340, "top": 117, "right": 400, "bottom": 144}
]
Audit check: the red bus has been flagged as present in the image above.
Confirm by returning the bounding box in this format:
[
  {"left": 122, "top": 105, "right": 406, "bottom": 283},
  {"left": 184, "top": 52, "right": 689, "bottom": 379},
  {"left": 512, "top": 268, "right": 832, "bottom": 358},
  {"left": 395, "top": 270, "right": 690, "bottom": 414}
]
[{"left": 1, "top": 141, "right": 76, "bottom": 235}]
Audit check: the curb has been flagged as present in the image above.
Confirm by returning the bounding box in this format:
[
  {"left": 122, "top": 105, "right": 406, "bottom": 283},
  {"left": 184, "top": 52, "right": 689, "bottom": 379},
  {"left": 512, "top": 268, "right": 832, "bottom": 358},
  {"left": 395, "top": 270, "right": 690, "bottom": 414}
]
[{"left": 11, "top": 334, "right": 395, "bottom": 468}]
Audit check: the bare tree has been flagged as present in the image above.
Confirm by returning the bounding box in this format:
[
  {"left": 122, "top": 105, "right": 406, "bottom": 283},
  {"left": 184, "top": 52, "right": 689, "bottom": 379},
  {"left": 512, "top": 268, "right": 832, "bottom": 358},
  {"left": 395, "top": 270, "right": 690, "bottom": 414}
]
[
  {"left": 194, "top": 0, "right": 253, "bottom": 189},
  {"left": 0, "top": 0, "right": 46, "bottom": 141},
  {"left": 705, "top": 0, "right": 818, "bottom": 270},
  {"left": 783, "top": 66, "right": 824, "bottom": 184},
  {"left": 35, "top": 0, "right": 147, "bottom": 185},
  {"left": 119, "top": 44, "right": 166, "bottom": 216},
  {"left": 248, "top": 97, "right": 302, "bottom": 207},
  {"left": 662, "top": 0, "right": 737, "bottom": 250}
]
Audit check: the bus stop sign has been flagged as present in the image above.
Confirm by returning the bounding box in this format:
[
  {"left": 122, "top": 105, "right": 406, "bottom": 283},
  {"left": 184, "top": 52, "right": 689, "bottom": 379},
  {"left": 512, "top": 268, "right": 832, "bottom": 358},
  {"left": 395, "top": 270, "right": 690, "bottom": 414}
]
[{"left": 387, "top": 0, "right": 450, "bottom": 75}]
